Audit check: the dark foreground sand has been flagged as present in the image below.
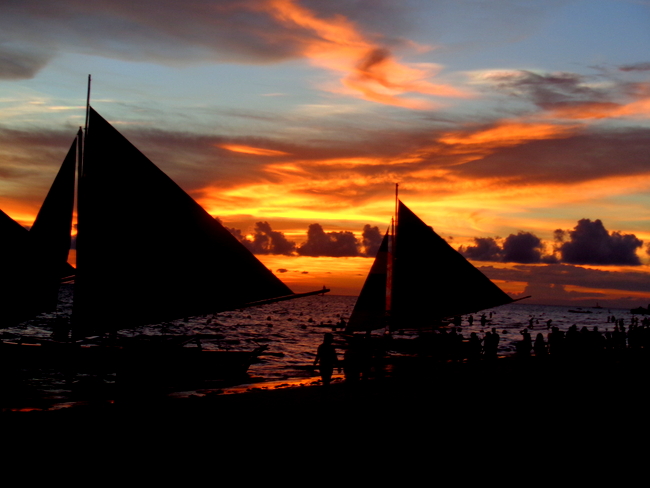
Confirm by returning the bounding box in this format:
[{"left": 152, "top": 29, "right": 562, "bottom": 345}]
[
  {"left": 13, "top": 352, "right": 645, "bottom": 424},
  {"left": 3, "top": 355, "right": 648, "bottom": 456}
]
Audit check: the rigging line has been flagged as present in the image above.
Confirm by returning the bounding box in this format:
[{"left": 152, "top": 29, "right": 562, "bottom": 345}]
[{"left": 84, "top": 74, "right": 91, "bottom": 135}]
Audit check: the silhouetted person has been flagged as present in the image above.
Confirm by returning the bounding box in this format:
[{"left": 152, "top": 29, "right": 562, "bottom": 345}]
[
  {"left": 483, "top": 328, "right": 499, "bottom": 359},
  {"left": 548, "top": 326, "right": 564, "bottom": 356},
  {"left": 314, "top": 333, "right": 339, "bottom": 386},
  {"left": 344, "top": 336, "right": 363, "bottom": 383},
  {"left": 533, "top": 333, "right": 547, "bottom": 357},
  {"left": 468, "top": 315, "right": 474, "bottom": 326},
  {"left": 518, "top": 328, "right": 532, "bottom": 356},
  {"left": 489, "top": 327, "right": 500, "bottom": 358},
  {"left": 468, "top": 332, "right": 481, "bottom": 362},
  {"left": 566, "top": 324, "right": 579, "bottom": 355}
]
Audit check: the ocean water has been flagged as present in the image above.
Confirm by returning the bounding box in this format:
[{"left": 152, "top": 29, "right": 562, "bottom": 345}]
[{"left": 2, "top": 284, "right": 632, "bottom": 391}]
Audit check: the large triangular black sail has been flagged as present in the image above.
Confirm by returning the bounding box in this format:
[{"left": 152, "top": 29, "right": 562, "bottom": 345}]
[
  {"left": 345, "top": 231, "right": 390, "bottom": 332},
  {"left": 391, "top": 201, "right": 513, "bottom": 328},
  {"left": 73, "top": 108, "right": 294, "bottom": 334},
  {"left": 0, "top": 140, "right": 76, "bottom": 326}
]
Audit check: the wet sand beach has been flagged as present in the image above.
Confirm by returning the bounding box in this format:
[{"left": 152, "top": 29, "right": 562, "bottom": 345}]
[{"left": 10, "top": 351, "right": 646, "bottom": 423}]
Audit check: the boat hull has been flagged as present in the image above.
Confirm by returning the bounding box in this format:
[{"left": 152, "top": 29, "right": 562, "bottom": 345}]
[{"left": 0, "top": 340, "right": 265, "bottom": 379}]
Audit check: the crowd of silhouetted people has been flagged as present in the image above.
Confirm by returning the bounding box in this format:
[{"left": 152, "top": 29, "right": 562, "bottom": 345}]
[
  {"left": 519, "top": 317, "right": 650, "bottom": 358},
  {"left": 312, "top": 314, "right": 650, "bottom": 385}
]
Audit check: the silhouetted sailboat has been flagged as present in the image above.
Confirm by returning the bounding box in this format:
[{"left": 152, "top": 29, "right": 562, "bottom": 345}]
[
  {"left": 2, "top": 90, "right": 328, "bottom": 376},
  {"left": 72, "top": 107, "right": 320, "bottom": 337},
  {"left": 346, "top": 195, "right": 516, "bottom": 333},
  {"left": 0, "top": 139, "right": 76, "bottom": 327}
]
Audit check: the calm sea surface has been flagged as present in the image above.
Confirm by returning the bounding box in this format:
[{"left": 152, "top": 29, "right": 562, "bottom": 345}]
[{"left": 0, "top": 284, "right": 635, "bottom": 409}]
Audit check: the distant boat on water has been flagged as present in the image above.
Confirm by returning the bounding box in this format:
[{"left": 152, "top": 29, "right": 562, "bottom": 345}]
[
  {"left": 630, "top": 305, "right": 650, "bottom": 315},
  {"left": 345, "top": 187, "right": 523, "bottom": 333}
]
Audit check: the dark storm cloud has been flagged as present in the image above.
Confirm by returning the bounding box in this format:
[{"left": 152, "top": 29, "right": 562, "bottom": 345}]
[
  {"left": 502, "top": 232, "right": 545, "bottom": 263},
  {"left": 462, "top": 219, "right": 642, "bottom": 266},
  {"left": 249, "top": 221, "right": 296, "bottom": 255},
  {"left": 360, "top": 224, "right": 382, "bottom": 257},
  {"left": 558, "top": 219, "right": 642, "bottom": 265},
  {"left": 297, "top": 223, "right": 359, "bottom": 257},
  {"left": 225, "top": 221, "right": 383, "bottom": 257},
  {"left": 460, "top": 237, "right": 502, "bottom": 261},
  {"left": 225, "top": 221, "right": 295, "bottom": 255},
  {"left": 461, "top": 232, "right": 555, "bottom": 264}
]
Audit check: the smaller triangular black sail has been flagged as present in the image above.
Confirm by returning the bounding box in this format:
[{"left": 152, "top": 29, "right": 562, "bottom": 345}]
[
  {"left": 391, "top": 201, "right": 513, "bottom": 328},
  {"left": 73, "top": 108, "right": 293, "bottom": 333},
  {"left": 28, "top": 138, "right": 77, "bottom": 310},
  {"left": 0, "top": 210, "right": 32, "bottom": 324},
  {"left": 0, "top": 140, "right": 76, "bottom": 325},
  {"left": 346, "top": 231, "right": 389, "bottom": 332}
]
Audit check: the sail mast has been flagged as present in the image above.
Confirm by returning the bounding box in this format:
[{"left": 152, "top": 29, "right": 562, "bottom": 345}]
[
  {"left": 84, "top": 75, "right": 91, "bottom": 134},
  {"left": 385, "top": 183, "right": 398, "bottom": 330},
  {"left": 80, "top": 74, "right": 91, "bottom": 179},
  {"left": 71, "top": 75, "right": 91, "bottom": 338}
]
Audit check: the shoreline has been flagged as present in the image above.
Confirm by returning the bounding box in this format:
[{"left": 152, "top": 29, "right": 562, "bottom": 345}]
[{"left": 6, "top": 350, "right": 648, "bottom": 417}]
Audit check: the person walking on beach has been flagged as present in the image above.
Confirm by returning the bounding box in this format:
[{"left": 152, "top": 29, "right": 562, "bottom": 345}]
[{"left": 313, "top": 333, "right": 340, "bottom": 386}]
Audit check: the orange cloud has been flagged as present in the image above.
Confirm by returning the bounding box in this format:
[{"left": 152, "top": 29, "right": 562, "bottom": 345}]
[
  {"left": 548, "top": 102, "right": 623, "bottom": 120},
  {"left": 548, "top": 99, "right": 650, "bottom": 120},
  {"left": 218, "top": 144, "right": 290, "bottom": 156},
  {"left": 439, "top": 121, "right": 579, "bottom": 148},
  {"left": 262, "top": 0, "right": 468, "bottom": 108},
  {"left": 612, "top": 98, "right": 650, "bottom": 119}
]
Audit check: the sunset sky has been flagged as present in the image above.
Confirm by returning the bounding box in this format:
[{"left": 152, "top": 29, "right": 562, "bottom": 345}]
[{"left": 1, "top": 0, "right": 650, "bottom": 307}]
